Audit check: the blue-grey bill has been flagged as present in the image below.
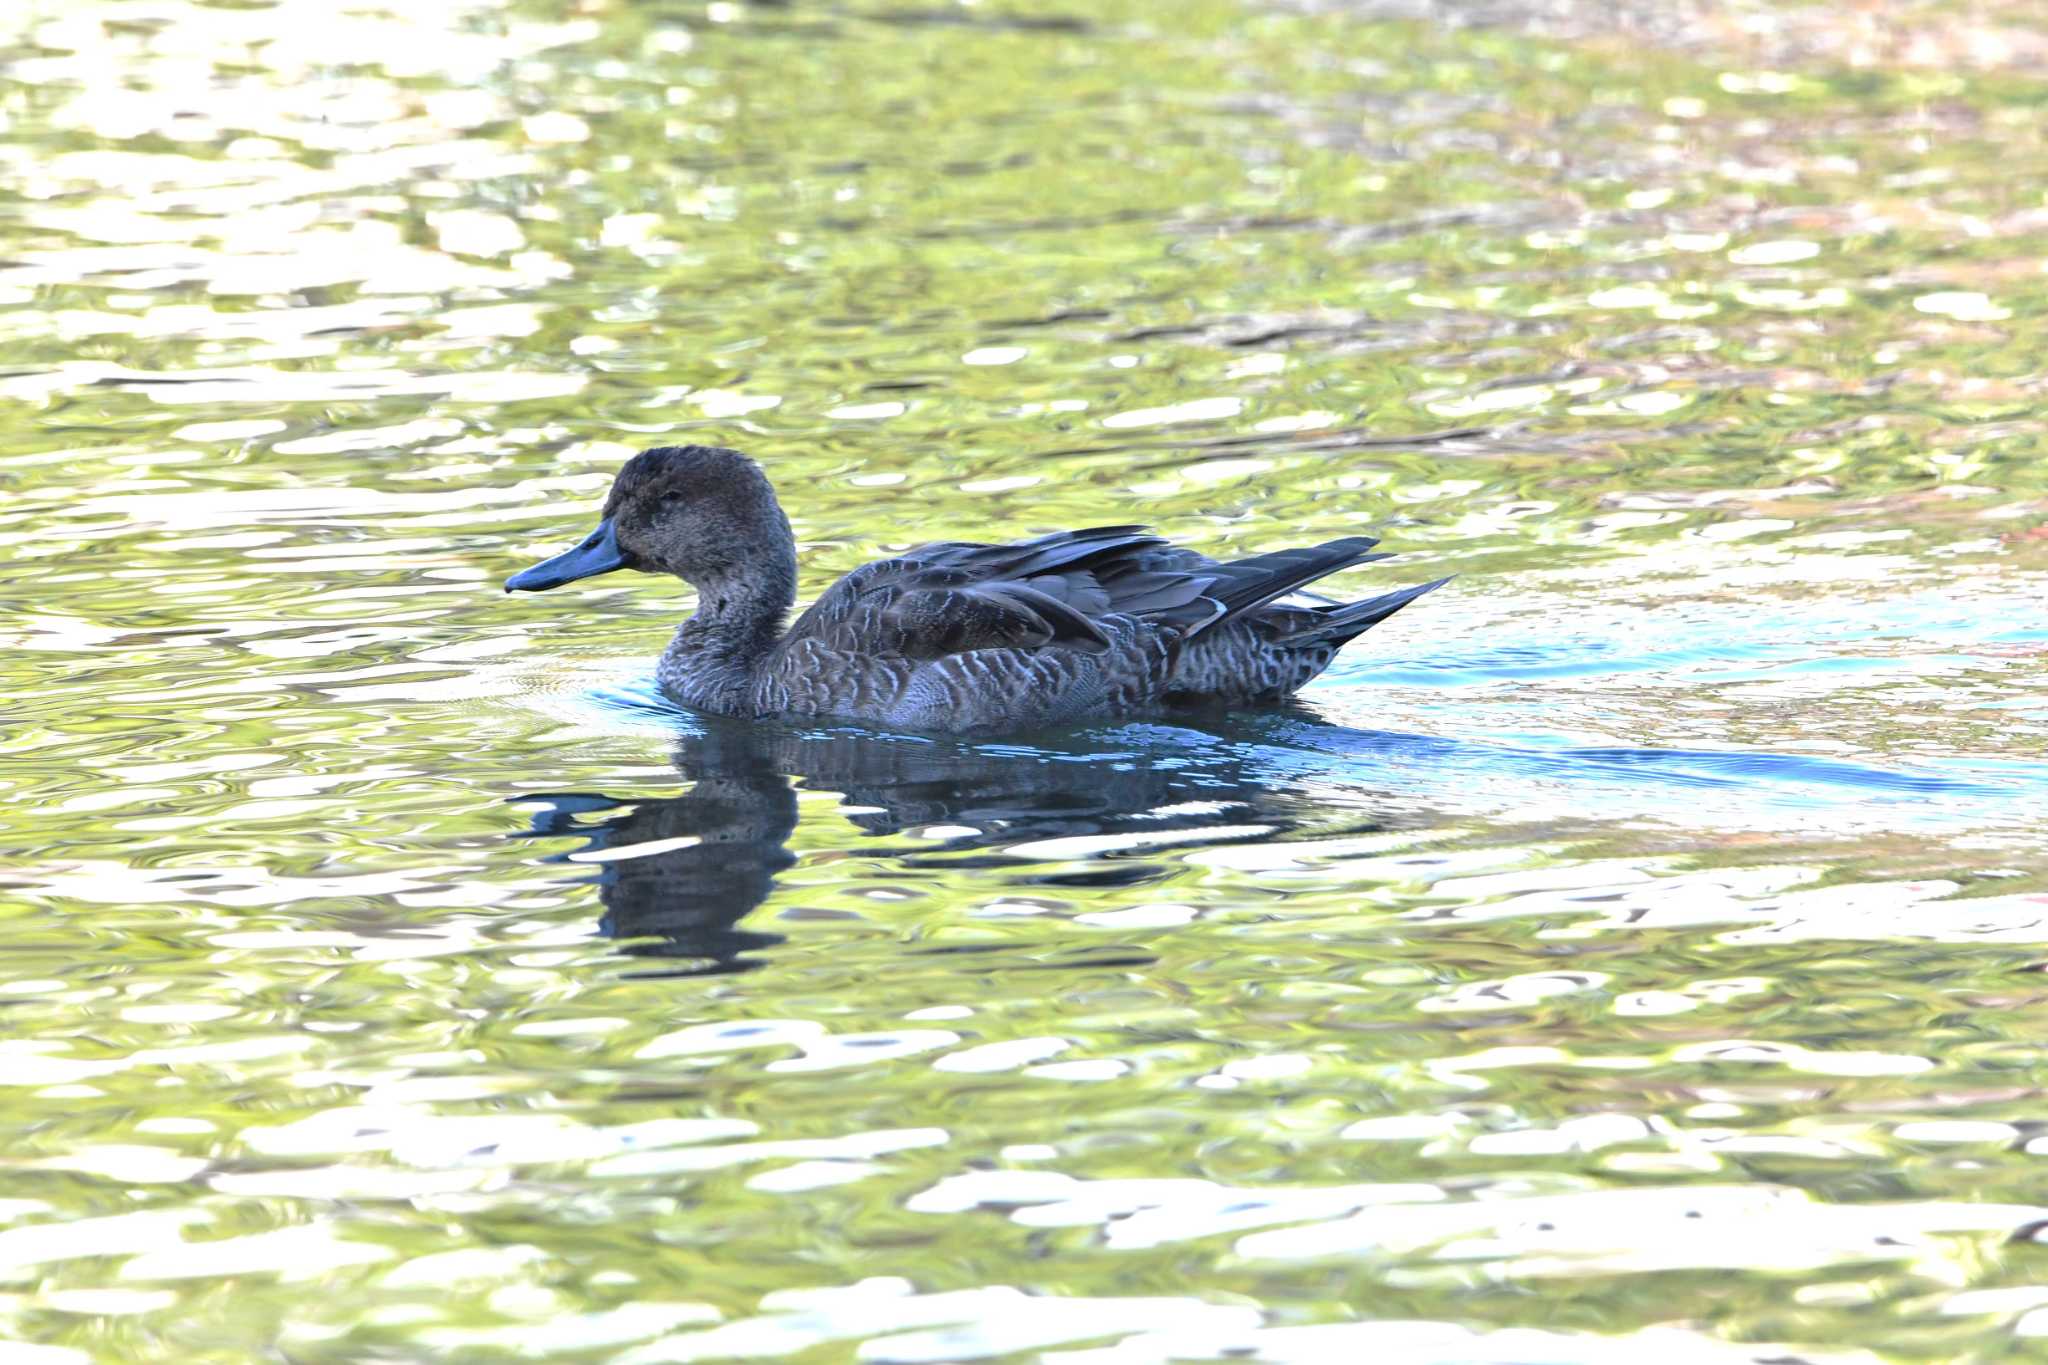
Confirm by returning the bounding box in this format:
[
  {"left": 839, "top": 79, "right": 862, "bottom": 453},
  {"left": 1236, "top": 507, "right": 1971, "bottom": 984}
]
[{"left": 505, "top": 518, "right": 626, "bottom": 592}]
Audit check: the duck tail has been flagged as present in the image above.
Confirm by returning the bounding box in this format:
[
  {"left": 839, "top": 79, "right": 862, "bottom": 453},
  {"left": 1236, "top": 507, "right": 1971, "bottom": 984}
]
[{"left": 1276, "top": 575, "right": 1453, "bottom": 646}]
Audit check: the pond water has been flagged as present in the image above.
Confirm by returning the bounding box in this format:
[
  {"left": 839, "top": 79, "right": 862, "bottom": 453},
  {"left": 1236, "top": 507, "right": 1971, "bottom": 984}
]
[{"left": 4, "top": 0, "right": 2048, "bottom": 1360}]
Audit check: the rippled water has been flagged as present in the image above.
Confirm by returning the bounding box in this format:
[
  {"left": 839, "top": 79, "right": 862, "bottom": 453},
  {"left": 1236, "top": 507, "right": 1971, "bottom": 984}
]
[{"left": 4, "top": 0, "right": 2048, "bottom": 1360}]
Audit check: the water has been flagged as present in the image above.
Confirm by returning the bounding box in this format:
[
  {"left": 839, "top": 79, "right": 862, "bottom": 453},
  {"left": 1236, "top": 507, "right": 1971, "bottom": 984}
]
[{"left": 4, "top": 0, "right": 2048, "bottom": 1359}]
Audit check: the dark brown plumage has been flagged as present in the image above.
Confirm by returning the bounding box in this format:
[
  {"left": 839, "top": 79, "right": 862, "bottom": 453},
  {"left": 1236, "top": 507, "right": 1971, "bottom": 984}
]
[{"left": 506, "top": 445, "right": 1448, "bottom": 732}]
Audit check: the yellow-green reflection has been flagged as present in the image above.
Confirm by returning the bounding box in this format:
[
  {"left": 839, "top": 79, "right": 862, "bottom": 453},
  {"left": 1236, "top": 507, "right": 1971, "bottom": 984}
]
[{"left": 2, "top": 0, "right": 2048, "bottom": 1360}]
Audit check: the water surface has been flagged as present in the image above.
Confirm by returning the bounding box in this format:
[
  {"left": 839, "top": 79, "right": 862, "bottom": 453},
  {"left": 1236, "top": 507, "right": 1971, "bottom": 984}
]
[{"left": 3, "top": 0, "right": 2048, "bottom": 1360}]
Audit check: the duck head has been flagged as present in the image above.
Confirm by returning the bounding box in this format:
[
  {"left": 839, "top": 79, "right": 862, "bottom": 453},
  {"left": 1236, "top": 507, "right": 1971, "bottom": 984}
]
[{"left": 506, "top": 444, "right": 793, "bottom": 594}]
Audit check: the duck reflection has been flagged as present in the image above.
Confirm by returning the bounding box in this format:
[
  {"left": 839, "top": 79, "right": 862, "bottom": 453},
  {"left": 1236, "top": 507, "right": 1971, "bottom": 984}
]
[{"left": 514, "top": 710, "right": 1375, "bottom": 976}]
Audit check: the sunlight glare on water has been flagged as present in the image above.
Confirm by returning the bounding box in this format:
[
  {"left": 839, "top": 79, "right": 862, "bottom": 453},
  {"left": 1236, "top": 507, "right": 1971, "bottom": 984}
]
[{"left": 2, "top": 0, "right": 2048, "bottom": 1360}]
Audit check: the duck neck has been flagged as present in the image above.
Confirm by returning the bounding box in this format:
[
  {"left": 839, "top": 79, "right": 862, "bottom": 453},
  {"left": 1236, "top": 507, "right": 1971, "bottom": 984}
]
[{"left": 659, "top": 543, "right": 796, "bottom": 716}]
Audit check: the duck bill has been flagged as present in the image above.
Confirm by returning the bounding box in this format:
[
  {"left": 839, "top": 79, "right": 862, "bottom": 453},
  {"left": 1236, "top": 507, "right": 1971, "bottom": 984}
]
[{"left": 506, "top": 518, "right": 626, "bottom": 592}]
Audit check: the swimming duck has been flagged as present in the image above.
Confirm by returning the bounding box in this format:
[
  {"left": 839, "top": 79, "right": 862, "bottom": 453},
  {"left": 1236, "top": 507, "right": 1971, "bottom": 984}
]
[{"left": 506, "top": 444, "right": 1447, "bottom": 732}]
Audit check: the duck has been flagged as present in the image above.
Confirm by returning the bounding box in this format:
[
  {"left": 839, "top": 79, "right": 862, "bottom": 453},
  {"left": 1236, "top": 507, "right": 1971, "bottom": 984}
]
[{"left": 505, "top": 444, "right": 1448, "bottom": 732}]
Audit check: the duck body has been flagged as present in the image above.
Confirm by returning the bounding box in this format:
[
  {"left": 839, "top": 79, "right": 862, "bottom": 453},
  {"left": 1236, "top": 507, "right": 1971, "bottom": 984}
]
[{"left": 508, "top": 445, "right": 1447, "bottom": 734}]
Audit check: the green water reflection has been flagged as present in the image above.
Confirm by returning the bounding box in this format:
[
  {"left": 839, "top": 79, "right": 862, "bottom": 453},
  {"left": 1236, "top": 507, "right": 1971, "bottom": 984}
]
[{"left": 3, "top": 0, "right": 2048, "bottom": 1360}]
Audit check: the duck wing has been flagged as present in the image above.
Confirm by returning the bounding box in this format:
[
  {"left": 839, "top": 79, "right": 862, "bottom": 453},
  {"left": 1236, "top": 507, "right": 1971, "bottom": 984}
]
[
  {"left": 1106, "top": 535, "right": 1392, "bottom": 637},
  {"left": 786, "top": 527, "right": 1408, "bottom": 662},
  {"left": 787, "top": 525, "right": 1218, "bottom": 659},
  {"left": 1189, "top": 537, "right": 1393, "bottom": 634}
]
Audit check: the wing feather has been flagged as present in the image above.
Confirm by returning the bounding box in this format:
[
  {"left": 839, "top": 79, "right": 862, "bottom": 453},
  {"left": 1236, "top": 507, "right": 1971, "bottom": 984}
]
[{"left": 777, "top": 525, "right": 1399, "bottom": 667}]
